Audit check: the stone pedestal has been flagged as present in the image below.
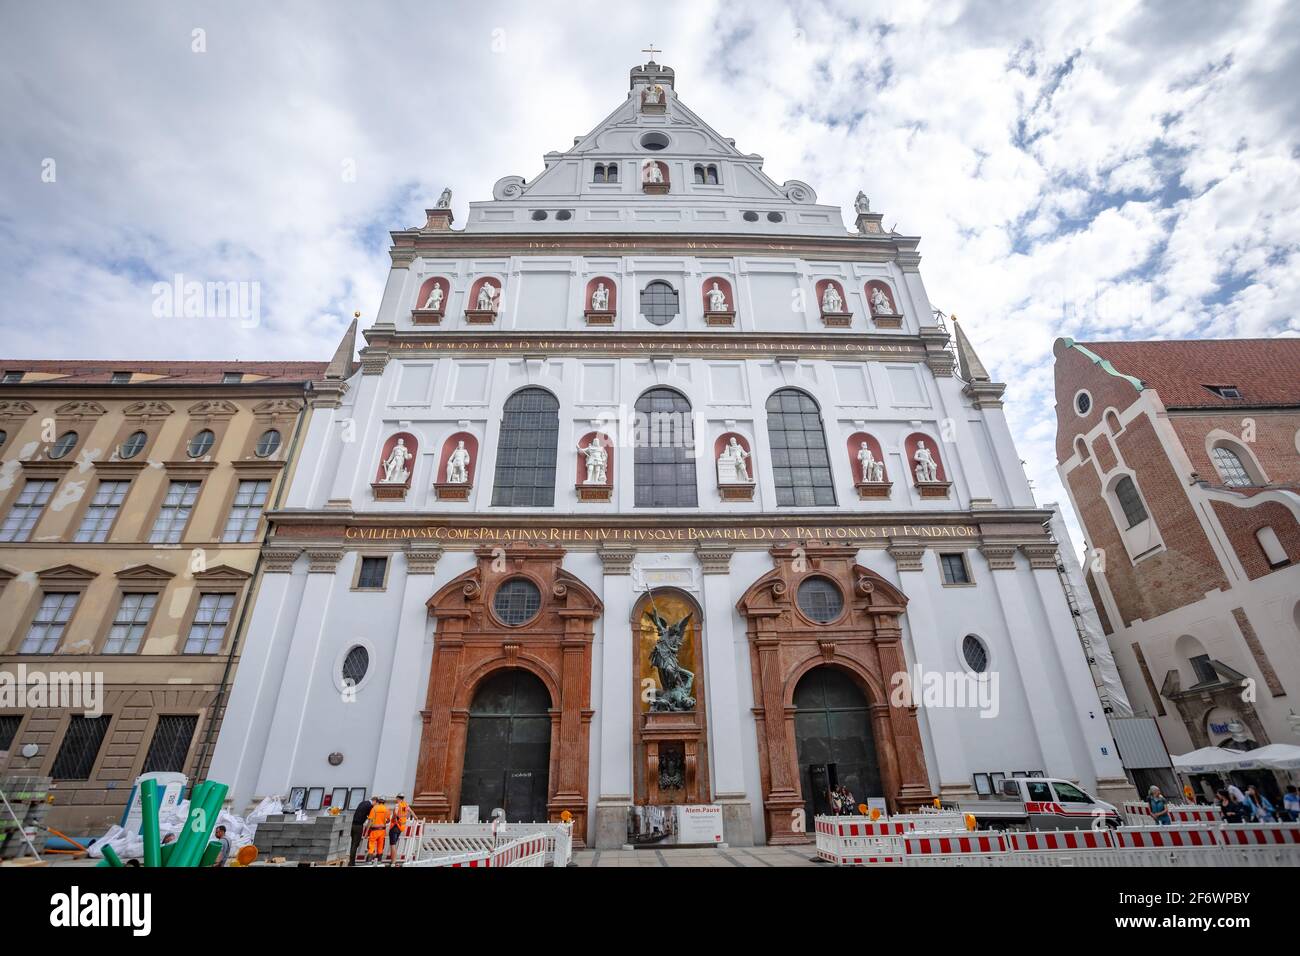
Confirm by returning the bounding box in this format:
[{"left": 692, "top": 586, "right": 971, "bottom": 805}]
[
  {"left": 641, "top": 102, "right": 666, "bottom": 115},
  {"left": 422, "top": 207, "right": 454, "bottom": 231},
  {"left": 434, "top": 482, "right": 471, "bottom": 501},
  {"left": 704, "top": 310, "right": 736, "bottom": 327},
  {"left": 576, "top": 483, "right": 612, "bottom": 501},
  {"left": 641, "top": 711, "right": 704, "bottom": 805},
  {"left": 464, "top": 309, "right": 497, "bottom": 325},
  {"left": 642, "top": 182, "right": 669, "bottom": 195},
  {"left": 915, "top": 481, "right": 952, "bottom": 499},
  {"left": 719, "top": 482, "right": 755, "bottom": 501},
  {"left": 855, "top": 481, "right": 893, "bottom": 499},
  {"left": 411, "top": 308, "right": 444, "bottom": 325},
  {"left": 371, "top": 481, "right": 407, "bottom": 501},
  {"left": 584, "top": 310, "right": 615, "bottom": 326},
  {"left": 820, "top": 310, "right": 852, "bottom": 328},
  {"left": 871, "top": 311, "right": 903, "bottom": 329},
  {"left": 593, "top": 801, "right": 631, "bottom": 849}
]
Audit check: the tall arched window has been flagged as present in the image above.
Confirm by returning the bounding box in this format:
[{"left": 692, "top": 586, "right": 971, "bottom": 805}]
[
  {"left": 492, "top": 388, "right": 560, "bottom": 507},
  {"left": 1113, "top": 476, "right": 1148, "bottom": 528},
  {"left": 693, "top": 164, "right": 705, "bottom": 184},
  {"left": 1210, "top": 445, "right": 1253, "bottom": 487},
  {"left": 640, "top": 281, "right": 679, "bottom": 325},
  {"left": 706, "top": 164, "right": 719, "bottom": 185},
  {"left": 634, "top": 388, "right": 697, "bottom": 507},
  {"left": 767, "top": 389, "right": 836, "bottom": 506}
]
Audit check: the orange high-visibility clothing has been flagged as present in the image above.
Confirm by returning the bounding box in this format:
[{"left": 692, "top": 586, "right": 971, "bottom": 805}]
[
  {"left": 367, "top": 827, "right": 386, "bottom": 856},
  {"left": 392, "top": 801, "right": 410, "bottom": 831},
  {"left": 367, "top": 804, "right": 391, "bottom": 829}
]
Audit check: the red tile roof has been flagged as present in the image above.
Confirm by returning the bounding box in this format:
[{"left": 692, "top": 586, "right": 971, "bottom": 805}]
[
  {"left": 1080, "top": 339, "right": 1300, "bottom": 409},
  {"left": 0, "top": 360, "right": 330, "bottom": 386}
]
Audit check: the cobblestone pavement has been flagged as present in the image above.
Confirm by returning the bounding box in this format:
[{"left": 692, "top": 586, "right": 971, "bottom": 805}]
[{"left": 573, "top": 844, "right": 823, "bottom": 867}]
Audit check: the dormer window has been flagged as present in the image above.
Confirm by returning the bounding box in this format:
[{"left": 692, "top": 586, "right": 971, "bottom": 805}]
[
  {"left": 593, "top": 163, "right": 619, "bottom": 184},
  {"left": 2, "top": 371, "right": 23, "bottom": 383},
  {"left": 222, "top": 372, "right": 243, "bottom": 384},
  {"left": 1206, "top": 385, "right": 1242, "bottom": 399},
  {"left": 110, "top": 371, "right": 132, "bottom": 384},
  {"left": 693, "top": 164, "right": 719, "bottom": 185}
]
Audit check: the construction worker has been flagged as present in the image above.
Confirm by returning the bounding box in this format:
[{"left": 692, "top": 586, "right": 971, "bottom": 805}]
[
  {"left": 364, "top": 796, "right": 390, "bottom": 862},
  {"left": 387, "top": 793, "right": 411, "bottom": 864}
]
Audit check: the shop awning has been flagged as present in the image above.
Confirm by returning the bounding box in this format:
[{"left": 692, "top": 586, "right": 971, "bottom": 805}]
[{"left": 1172, "top": 744, "right": 1300, "bottom": 773}]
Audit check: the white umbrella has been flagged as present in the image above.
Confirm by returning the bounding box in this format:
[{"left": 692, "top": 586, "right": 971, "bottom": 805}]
[
  {"left": 1171, "top": 746, "right": 1261, "bottom": 773},
  {"left": 1246, "top": 743, "right": 1300, "bottom": 771}
]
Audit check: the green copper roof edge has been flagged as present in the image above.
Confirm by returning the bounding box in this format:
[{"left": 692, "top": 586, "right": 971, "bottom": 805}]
[{"left": 1060, "top": 338, "right": 1145, "bottom": 392}]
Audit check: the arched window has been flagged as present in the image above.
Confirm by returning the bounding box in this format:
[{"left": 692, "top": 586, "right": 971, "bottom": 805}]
[
  {"left": 1074, "top": 437, "right": 1089, "bottom": 461},
  {"left": 1210, "top": 445, "right": 1253, "bottom": 487},
  {"left": 640, "top": 280, "right": 679, "bottom": 325},
  {"left": 693, "top": 164, "right": 705, "bottom": 184},
  {"left": 1114, "top": 476, "right": 1148, "bottom": 528},
  {"left": 706, "top": 164, "right": 719, "bottom": 185},
  {"left": 593, "top": 163, "right": 605, "bottom": 183},
  {"left": 491, "top": 388, "right": 559, "bottom": 507},
  {"left": 766, "top": 389, "right": 836, "bottom": 506},
  {"left": 606, "top": 163, "right": 617, "bottom": 182},
  {"left": 634, "top": 388, "right": 697, "bottom": 507}
]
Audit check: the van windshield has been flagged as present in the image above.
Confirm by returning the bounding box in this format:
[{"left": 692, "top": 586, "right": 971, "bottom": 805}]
[{"left": 1053, "top": 782, "right": 1092, "bottom": 803}]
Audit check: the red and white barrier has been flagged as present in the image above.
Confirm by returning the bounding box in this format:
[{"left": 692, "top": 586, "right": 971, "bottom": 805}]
[
  {"left": 901, "top": 832, "right": 1007, "bottom": 867},
  {"left": 1122, "top": 802, "right": 1219, "bottom": 826},
  {"left": 815, "top": 817, "right": 909, "bottom": 865},
  {"left": 408, "top": 832, "right": 550, "bottom": 868}
]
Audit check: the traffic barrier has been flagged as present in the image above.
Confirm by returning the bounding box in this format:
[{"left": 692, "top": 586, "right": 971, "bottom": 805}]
[
  {"left": 407, "top": 832, "right": 551, "bottom": 868},
  {"left": 406, "top": 821, "right": 573, "bottom": 867},
  {"left": 814, "top": 817, "right": 909, "bottom": 865},
  {"left": 1216, "top": 824, "right": 1300, "bottom": 867},
  {"left": 901, "top": 832, "right": 1007, "bottom": 867},
  {"left": 1122, "top": 802, "right": 1219, "bottom": 826}
]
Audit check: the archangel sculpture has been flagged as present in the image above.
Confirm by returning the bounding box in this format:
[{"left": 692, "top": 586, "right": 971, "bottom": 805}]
[{"left": 646, "top": 609, "right": 695, "bottom": 712}]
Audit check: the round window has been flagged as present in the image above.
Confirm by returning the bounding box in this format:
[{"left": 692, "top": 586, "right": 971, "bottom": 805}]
[
  {"left": 255, "top": 429, "right": 282, "bottom": 458},
  {"left": 640, "top": 131, "right": 669, "bottom": 151},
  {"left": 187, "top": 429, "right": 215, "bottom": 458},
  {"left": 797, "top": 577, "right": 844, "bottom": 623},
  {"left": 767, "top": 211, "right": 784, "bottom": 223},
  {"left": 342, "top": 645, "right": 370, "bottom": 686},
  {"left": 493, "top": 578, "right": 542, "bottom": 626},
  {"left": 49, "top": 431, "right": 78, "bottom": 459},
  {"left": 742, "top": 211, "right": 760, "bottom": 222},
  {"left": 1075, "top": 391, "right": 1092, "bottom": 416},
  {"left": 556, "top": 209, "right": 573, "bottom": 221},
  {"left": 962, "top": 635, "right": 989, "bottom": 674},
  {"left": 531, "top": 210, "right": 548, "bottom": 221},
  {"left": 120, "top": 431, "right": 148, "bottom": 459}
]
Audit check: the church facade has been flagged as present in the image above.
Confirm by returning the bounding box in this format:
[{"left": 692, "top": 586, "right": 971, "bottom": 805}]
[{"left": 209, "top": 58, "right": 1128, "bottom": 847}]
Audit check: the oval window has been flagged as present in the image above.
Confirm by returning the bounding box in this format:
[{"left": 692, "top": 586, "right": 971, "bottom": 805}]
[
  {"left": 742, "top": 211, "right": 760, "bottom": 222},
  {"left": 255, "top": 429, "right": 282, "bottom": 458},
  {"left": 767, "top": 211, "right": 784, "bottom": 223},
  {"left": 49, "top": 431, "right": 78, "bottom": 459},
  {"left": 187, "top": 429, "right": 215, "bottom": 458},
  {"left": 962, "top": 635, "right": 989, "bottom": 674},
  {"left": 120, "top": 431, "right": 148, "bottom": 459},
  {"left": 531, "top": 210, "right": 548, "bottom": 221},
  {"left": 640, "top": 131, "right": 669, "bottom": 151},
  {"left": 493, "top": 578, "right": 542, "bottom": 626},
  {"left": 555, "top": 209, "right": 573, "bottom": 221},
  {"left": 797, "top": 577, "right": 844, "bottom": 623},
  {"left": 1075, "top": 392, "right": 1092, "bottom": 415},
  {"left": 342, "top": 645, "right": 370, "bottom": 686}
]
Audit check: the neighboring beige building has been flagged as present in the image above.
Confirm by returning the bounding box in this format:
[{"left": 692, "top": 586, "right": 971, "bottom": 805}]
[{"left": 0, "top": 333, "right": 353, "bottom": 834}]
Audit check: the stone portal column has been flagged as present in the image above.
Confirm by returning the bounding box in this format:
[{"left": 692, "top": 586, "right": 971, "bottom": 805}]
[
  {"left": 874, "top": 621, "right": 936, "bottom": 809},
  {"left": 593, "top": 546, "right": 635, "bottom": 848},
  {"left": 412, "top": 607, "right": 467, "bottom": 821},
  {"left": 696, "top": 544, "right": 753, "bottom": 846}
]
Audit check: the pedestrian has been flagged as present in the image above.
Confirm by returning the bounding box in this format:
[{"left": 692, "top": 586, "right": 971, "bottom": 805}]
[
  {"left": 388, "top": 793, "right": 410, "bottom": 864},
  {"left": 212, "top": 824, "right": 232, "bottom": 867},
  {"left": 1283, "top": 786, "right": 1300, "bottom": 822},
  {"left": 1226, "top": 782, "right": 1247, "bottom": 804},
  {"left": 840, "top": 786, "right": 856, "bottom": 815},
  {"left": 365, "top": 796, "right": 390, "bottom": 862},
  {"left": 1145, "top": 786, "right": 1173, "bottom": 825},
  {"left": 1245, "top": 785, "right": 1277, "bottom": 823},
  {"left": 1216, "top": 789, "right": 1247, "bottom": 823},
  {"left": 828, "top": 786, "right": 840, "bottom": 816},
  {"left": 349, "top": 793, "right": 373, "bottom": 866}
]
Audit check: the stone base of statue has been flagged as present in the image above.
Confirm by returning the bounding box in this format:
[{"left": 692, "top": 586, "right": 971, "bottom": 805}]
[
  {"left": 410, "top": 308, "right": 444, "bottom": 325},
  {"left": 871, "top": 311, "right": 903, "bottom": 329},
  {"left": 719, "top": 481, "right": 754, "bottom": 501},
  {"left": 641, "top": 711, "right": 703, "bottom": 805},
  {"left": 642, "top": 182, "right": 670, "bottom": 195},
  {"left": 704, "top": 310, "right": 736, "bottom": 327},
  {"left": 371, "top": 481, "right": 408, "bottom": 501},
  {"left": 915, "top": 480, "right": 952, "bottom": 499},
  {"left": 434, "top": 482, "right": 471, "bottom": 501},
  {"left": 576, "top": 482, "right": 612, "bottom": 502},
  {"left": 641, "top": 102, "right": 666, "bottom": 115},
  {"left": 422, "top": 207, "right": 454, "bottom": 231},
  {"left": 584, "top": 309, "right": 615, "bottom": 326},
  {"left": 820, "top": 310, "right": 852, "bottom": 328},
  {"left": 855, "top": 480, "right": 893, "bottom": 499},
  {"left": 855, "top": 210, "right": 885, "bottom": 235},
  {"left": 464, "top": 309, "right": 497, "bottom": 325}
]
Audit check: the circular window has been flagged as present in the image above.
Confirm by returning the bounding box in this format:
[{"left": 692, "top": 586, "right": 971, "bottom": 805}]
[
  {"left": 797, "top": 577, "right": 844, "bottom": 623},
  {"left": 49, "top": 431, "right": 78, "bottom": 459},
  {"left": 767, "top": 211, "right": 784, "bottom": 223},
  {"left": 187, "top": 429, "right": 215, "bottom": 458},
  {"left": 742, "top": 211, "right": 759, "bottom": 222},
  {"left": 962, "top": 635, "right": 989, "bottom": 674},
  {"left": 120, "top": 431, "right": 147, "bottom": 459},
  {"left": 640, "top": 280, "right": 679, "bottom": 326},
  {"left": 640, "top": 131, "right": 670, "bottom": 151},
  {"left": 531, "top": 210, "right": 548, "bottom": 221},
  {"left": 493, "top": 578, "right": 542, "bottom": 626},
  {"left": 255, "top": 429, "right": 282, "bottom": 458},
  {"left": 1075, "top": 391, "right": 1092, "bottom": 416},
  {"left": 555, "top": 209, "right": 573, "bottom": 221},
  {"left": 342, "top": 645, "right": 370, "bottom": 686}
]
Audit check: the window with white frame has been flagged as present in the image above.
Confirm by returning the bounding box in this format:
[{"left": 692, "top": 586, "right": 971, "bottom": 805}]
[
  {"left": 1113, "top": 476, "right": 1149, "bottom": 528},
  {"left": 1210, "top": 445, "right": 1254, "bottom": 487},
  {"left": 74, "top": 480, "right": 130, "bottom": 543},
  {"left": 1, "top": 478, "right": 56, "bottom": 542},
  {"left": 222, "top": 479, "right": 270, "bottom": 542},
  {"left": 20, "top": 592, "right": 80, "bottom": 654},
  {"left": 1256, "top": 527, "right": 1289, "bottom": 568},
  {"left": 149, "top": 480, "right": 201, "bottom": 544},
  {"left": 103, "top": 592, "right": 158, "bottom": 654},
  {"left": 184, "top": 592, "right": 236, "bottom": 654}
]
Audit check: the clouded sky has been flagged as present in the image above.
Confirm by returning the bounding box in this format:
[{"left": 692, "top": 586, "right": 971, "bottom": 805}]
[{"left": 3, "top": 0, "right": 1297, "bottom": 546}]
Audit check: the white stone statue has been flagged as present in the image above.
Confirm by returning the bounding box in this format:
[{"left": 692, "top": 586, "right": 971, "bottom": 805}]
[
  {"left": 718, "top": 437, "right": 751, "bottom": 484},
  {"left": 821, "top": 282, "right": 844, "bottom": 313},
  {"left": 476, "top": 281, "right": 499, "bottom": 312},
  {"left": 436, "top": 187, "right": 452, "bottom": 209},
  {"left": 422, "top": 283, "right": 444, "bottom": 311},
  {"left": 644, "top": 83, "right": 663, "bottom": 105},
  {"left": 858, "top": 441, "right": 885, "bottom": 483},
  {"left": 870, "top": 286, "right": 893, "bottom": 316},
  {"left": 913, "top": 440, "right": 939, "bottom": 483},
  {"left": 855, "top": 191, "right": 870, "bottom": 214},
  {"left": 706, "top": 282, "right": 728, "bottom": 312},
  {"left": 643, "top": 161, "right": 664, "bottom": 185},
  {"left": 591, "top": 282, "right": 609, "bottom": 312},
  {"left": 446, "top": 440, "right": 471, "bottom": 484},
  {"left": 579, "top": 436, "right": 608, "bottom": 485},
  {"left": 381, "top": 438, "right": 413, "bottom": 484}
]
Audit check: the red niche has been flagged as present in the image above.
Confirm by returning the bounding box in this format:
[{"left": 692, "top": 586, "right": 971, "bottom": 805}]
[
  {"left": 437, "top": 432, "right": 478, "bottom": 486},
  {"left": 902, "top": 432, "right": 947, "bottom": 483},
  {"left": 847, "top": 432, "right": 888, "bottom": 482},
  {"left": 584, "top": 277, "right": 618, "bottom": 314},
  {"left": 466, "top": 276, "right": 503, "bottom": 311},
  {"left": 815, "top": 279, "right": 848, "bottom": 312},
  {"left": 713, "top": 432, "right": 754, "bottom": 471},
  {"left": 865, "top": 280, "right": 898, "bottom": 315},
  {"left": 641, "top": 160, "right": 670, "bottom": 186},
  {"left": 415, "top": 276, "right": 450, "bottom": 311},
  {"left": 701, "top": 277, "right": 734, "bottom": 312},
  {"left": 575, "top": 431, "right": 614, "bottom": 486},
  {"left": 375, "top": 432, "right": 418, "bottom": 488}
]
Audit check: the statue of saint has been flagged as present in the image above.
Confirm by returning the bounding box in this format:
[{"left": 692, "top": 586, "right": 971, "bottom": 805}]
[
  {"left": 646, "top": 610, "right": 695, "bottom": 712},
  {"left": 422, "top": 283, "right": 444, "bottom": 311},
  {"left": 643, "top": 161, "right": 664, "bottom": 185},
  {"left": 381, "top": 438, "right": 412, "bottom": 484},
  {"left": 476, "top": 281, "right": 498, "bottom": 312},
  {"left": 718, "top": 437, "right": 751, "bottom": 483},
  {"left": 821, "top": 282, "right": 843, "bottom": 313},
  {"left": 870, "top": 286, "right": 893, "bottom": 316},
  {"left": 706, "top": 281, "right": 728, "bottom": 312},
  {"left": 644, "top": 83, "right": 663, "bottom": 105},
  {"left": 858, "top": 441, "right": 885, "bottom": 483},
  {"left": 446, "top": 440, "right": 471, "bottom": 484},
  {"left": 913, "top": 440, "right": 939, "bottom": 483},
  {"left": 436, "top": 187, "right": 452, "bottom": 209},
  {"left": 855, "top": 191, "right": 870, "bottom": 214},
  {"left": 590, "top": 282, "right": 609, "bottom": 312},
  {"left": 579, "top": 436, "right": 608, "bottom": 485}
]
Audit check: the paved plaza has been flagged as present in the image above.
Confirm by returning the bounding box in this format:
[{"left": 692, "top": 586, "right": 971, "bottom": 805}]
[{"left": 573, "top": 845, "right": 822, "bottom": 867}]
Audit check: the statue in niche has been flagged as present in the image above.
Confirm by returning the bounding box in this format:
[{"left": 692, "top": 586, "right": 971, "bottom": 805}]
[
  {"left": 644, "top": 83, "right": 663, "bottom": 105},
  {"left": 647, "top": 610, "right": 695, "bottom": 712},
  {"left": 870, "top": 286, "right": 894, "bottom": 316},
  {"left": 436, "top": 187, "right": 452, "bottom": 209},
  {"left": 821, "top": 282, "right": 844, "bottom": 313},
  {"left": 658, "top": 748, "right": 685, "bottom": 791},
  {"left": 475, "top": 281, "right": 499, "bottom": 312},
  {"left": 643, "top": 161, "right": 664, "bottom": 185},
  {"left": 578, "top": 436, "right": 608, "bottom": 485},
  {"left": 717, "top": 437, "right": 751, "bottom": 483},
  {"left": 445, "top": 440, "right": 471, "bottom": 484},
  {"left": 858, "top": 441, "right": 885, "bottom": 483},
  {"left": 913, "top": 440, "right": 939, "bottom": 483},
  {"left": 421, "top": 283, "right": 444, "bottom": 311},
  {"left": 706, "top": 281, "right": 728, "bottom": 312},
  {"left": 590, "top": 282, "right": 609, "bottom": 311},
  {"left": 381, "top": 438, "right": 412, "bottom": 484},
  {"left": 855, "top": 191, "right": 871, "bottom": 214}
]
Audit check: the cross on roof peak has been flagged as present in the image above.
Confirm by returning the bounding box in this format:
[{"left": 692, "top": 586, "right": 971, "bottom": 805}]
[{"left": 641, "top": 43, "right": 661, "bottom": 61}]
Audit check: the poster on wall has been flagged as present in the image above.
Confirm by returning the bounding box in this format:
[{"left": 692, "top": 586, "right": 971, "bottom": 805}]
[{"left": 626, "top": 804, "right": 722, "bottom": 846}]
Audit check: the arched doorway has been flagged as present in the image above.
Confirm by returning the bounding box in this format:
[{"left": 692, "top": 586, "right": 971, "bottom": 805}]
[
  {"left": 793, "top": 667, "right": 881, "bottom": 820},
  {"left": 458, "top": 669, "right": 552, "bottom": 823}
]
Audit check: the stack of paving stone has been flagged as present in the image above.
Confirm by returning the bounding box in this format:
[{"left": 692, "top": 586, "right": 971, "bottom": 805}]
[
  {"left": 0, "top": 775, "right": 52, "bottom": 860},
  {"left": 252, "top": 812, "right": 351, "bottom": 864}
]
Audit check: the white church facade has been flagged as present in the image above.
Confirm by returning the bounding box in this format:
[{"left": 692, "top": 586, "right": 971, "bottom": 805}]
[{"left": 209, "top": 57, "right": 1129, "bottom": 847}]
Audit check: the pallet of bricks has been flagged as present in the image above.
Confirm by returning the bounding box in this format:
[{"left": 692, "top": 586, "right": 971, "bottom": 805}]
[
  {"left": 0, "top": 775, "right": 52, "bottom": 862},
  {"left": 252, "top": 812, "right": 351, "bottom": 865}
]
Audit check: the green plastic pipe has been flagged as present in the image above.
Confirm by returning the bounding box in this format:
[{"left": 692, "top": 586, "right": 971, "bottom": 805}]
[
  {"left": 198, "top": 840, "right": 222, "bottom": 868},
  {"left": 160, "top": 842, "right": 176, "bottom": 865},
  {"left": 178, "top": 782, "right": 227, "bottom": 868},
  {"left": 166, "top": 781, "right": 210, "bottom": 867},
  {"left": 140, "top": 779, "right": 161, "bottom": 868},
  {"left": 101, "top": 844, "right": 124, "bottom": 868}
]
